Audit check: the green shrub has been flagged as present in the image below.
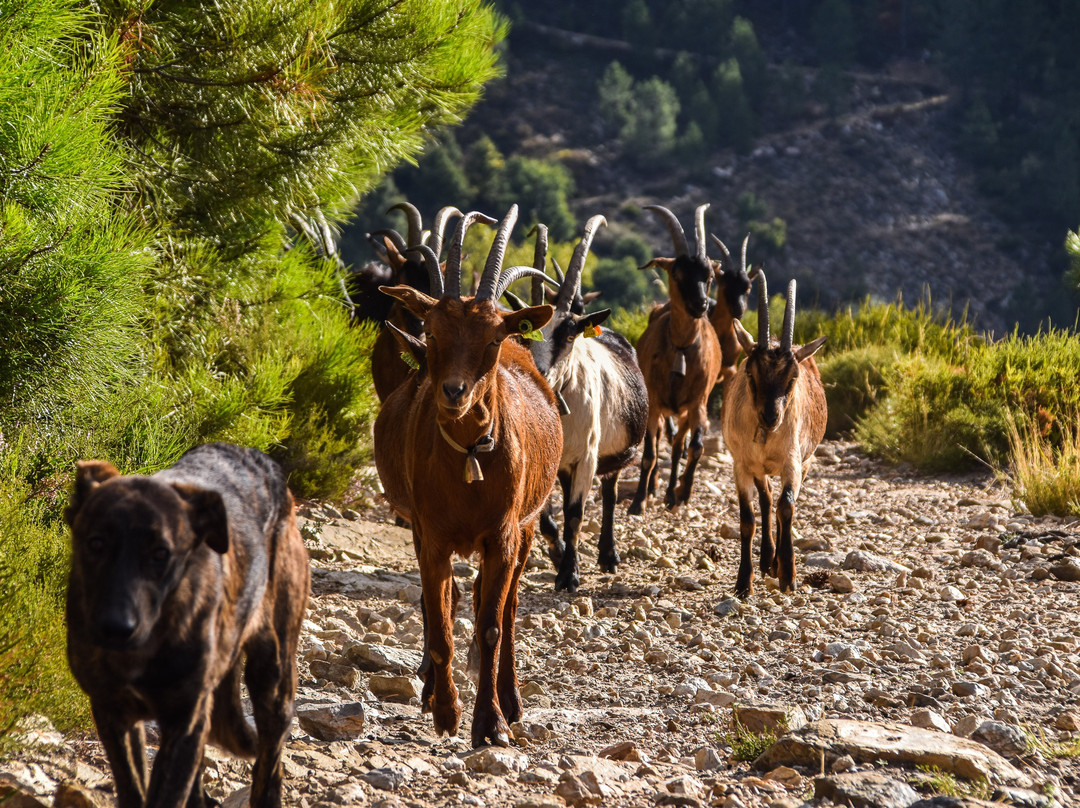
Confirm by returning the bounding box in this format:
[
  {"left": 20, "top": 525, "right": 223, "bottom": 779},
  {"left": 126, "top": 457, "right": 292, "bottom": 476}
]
[
  {"left": 818, "top": 345, "right": 891, "bottom": 437},
  {"left": 607, "top": 305, "right": 655, "bottom": 347},
  {"left": 1007, "top": 410, "right": 1080, "bottom": 517}
]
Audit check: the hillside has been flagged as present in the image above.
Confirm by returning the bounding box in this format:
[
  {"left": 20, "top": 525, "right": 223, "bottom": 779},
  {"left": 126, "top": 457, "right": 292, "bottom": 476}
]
[{"left": 444, "top": 31, "right": 1069, "bottom": 336}]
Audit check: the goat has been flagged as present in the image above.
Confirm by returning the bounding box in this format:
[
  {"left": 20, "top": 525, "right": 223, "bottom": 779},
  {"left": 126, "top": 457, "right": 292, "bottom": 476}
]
[
  {"left": 367, "top": 203, "right": 467, "bottom": 401},
  {"left": 373, "top": 205, "right": 562, "bottom": 748},
  {"left": 708, "top": 234, "right": 754, "bottom": 385},
  {"left": 628, "top": 204, "right": 723, "bottom": 514},
  {"left": 510, "top": 216, "right": 648, "bottom": 592},
  {"left": 722, "top": 271, "right": 827, "bottom": 597}
]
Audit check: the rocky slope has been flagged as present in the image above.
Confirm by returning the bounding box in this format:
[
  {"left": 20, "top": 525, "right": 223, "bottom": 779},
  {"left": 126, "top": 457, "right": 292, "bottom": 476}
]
[
  {"left": 461, "top": 45, "right": 1066, "bottom": 336},
  {"left": 4, "top": 439, "right": 1079, "bottom": 807}
]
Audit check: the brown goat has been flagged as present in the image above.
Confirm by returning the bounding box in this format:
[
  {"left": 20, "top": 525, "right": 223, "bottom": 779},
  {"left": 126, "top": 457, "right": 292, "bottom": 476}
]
[
  {"left": 373, "top": 205, "right": 562, "bottom": 748},
  {"left": 722, "top": 271, "right": 827, "bottom": 597},
  {"left": 370, "top": 203, "right": 470, "bottom": 401},
  {"left": 708, "top": 234, "right": 754, "bottom": 386},
  {"left": 629, "top": 204, "right": 723, "bottom": 514}
]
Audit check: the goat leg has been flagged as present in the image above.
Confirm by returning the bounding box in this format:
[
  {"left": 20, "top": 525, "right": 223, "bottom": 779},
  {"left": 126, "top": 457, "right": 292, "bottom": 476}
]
[
  {"left": 539, "top": 503, "right": 561, "bottom": 564},
  {"left": 497, "top": 531, "right": 531, "bottom": 725},
  {"left": 734, "top": 475, "right": 757, "bottom": 599},
  {"left": 471, "top": 537, "right": 515, "bottom": 748},
  {"left": 777, "top": 483, "right": 796, "bottom": 592},
  {"left": 597, "top": 474, "right": 620, "bottom": 573},
  {"left": 756, "top": 477, "right": 775, "bottom": 579},
  {"left": 664, "top": 426, "right": 688, "bottom": 511},
  {"left": 629, "top": 421, "right": 660, "bottom": 515},
  {"left": 674, "top": 425, "right": 705, "bottom": 506},
  {"left": 418, "top": 551, "right": 462, "bottom": 737}
]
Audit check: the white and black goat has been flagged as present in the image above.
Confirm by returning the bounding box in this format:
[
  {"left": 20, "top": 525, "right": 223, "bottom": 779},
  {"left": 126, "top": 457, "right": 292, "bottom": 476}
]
[
  {"left": 722, "top": 270, "right": 827, "bottom": 597},
  {"left": 506, "top": 217, "right": 647, "bottom": 592}
]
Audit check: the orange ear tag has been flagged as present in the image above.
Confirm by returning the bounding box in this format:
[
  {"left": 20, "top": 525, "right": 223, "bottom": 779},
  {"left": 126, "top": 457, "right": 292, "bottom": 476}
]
[{"left": 584, "top": 325, "right": 602, "bottom": 339}]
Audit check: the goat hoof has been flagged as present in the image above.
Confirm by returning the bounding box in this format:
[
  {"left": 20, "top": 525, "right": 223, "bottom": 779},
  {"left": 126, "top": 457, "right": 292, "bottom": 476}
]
[
  {"left": 472, "top": 715, "right": 511, "bottom": 749},
  {"left": 598, "top": 553, "right": 619, "bottom": 573},
  {"left": 627, "top": 500, "right": 644, "bottom": 516},
  {"left": 432, "top": 699, "right": 463, "bottom": 737},
  {"left": 554, "top": 572, "right": 579, "bottom": 593}
]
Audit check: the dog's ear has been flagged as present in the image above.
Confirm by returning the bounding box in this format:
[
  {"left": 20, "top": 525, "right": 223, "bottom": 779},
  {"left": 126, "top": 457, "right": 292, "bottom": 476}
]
[
  {"left": 172, "top": 484, "right": 230, "bottom": 554},
  {"left": 65, "top": 461, "right": 121, "bottom": 527}
]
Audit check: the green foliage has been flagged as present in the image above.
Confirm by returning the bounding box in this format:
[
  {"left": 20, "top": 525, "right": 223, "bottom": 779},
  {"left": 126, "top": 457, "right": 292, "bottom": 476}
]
[
  {"left": 621, "top": 76, "right": 682, "bottom": 164},
  {"left": 1068, "top": 227, "right": 1080, "bottom": 292},
  {"left": 620, "top": 0, "right": 652, "bottom": 45},
  {"left": 720, "top": 714, "right": 777, "bottom": 762},
  {"left": 501, "top": 156, "right": 577, "bottom": 241},
  {"left": 465, "top": 135, "right": 508, "bottom": 209},
  {"left": 597, "top": 61, "right": 636, "bottom": 137},
  {"left": 592, "top": 257, "right": 655, "bottom": 310},
  {"left": 1007, "top": 410, "right": 1080, "bottom": 517},
  {"left": 819, "top": 345, "right": 891, "bottom": 437},
  {"left": 606, "top": 304, "right": 655, "bottom": 347},
  {"left": 0, "top": 0, "right": 151, "bottom": 424},
  {"left": 711, "top": 58, "right": 755, "bottom": 153}
]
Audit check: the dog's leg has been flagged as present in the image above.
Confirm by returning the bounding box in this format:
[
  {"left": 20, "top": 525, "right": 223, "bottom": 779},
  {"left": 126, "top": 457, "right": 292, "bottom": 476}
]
[
  {"left": 92, "top": 706, "right": 148, "bottom": 808},
  {"left": 209, "top": 664, "right": 257, "bottom": 759},
  {"left": 245, "top": 636, "right": 292, "bottom": 808},
  {"left": 145, "top": 700, "right": 212, "bottom": 808}
]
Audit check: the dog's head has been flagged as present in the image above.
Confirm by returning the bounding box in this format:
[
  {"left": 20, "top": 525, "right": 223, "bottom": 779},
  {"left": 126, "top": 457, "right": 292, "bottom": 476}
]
[{"left": 65, "top": 461, "right": 229, "bottom": 652}]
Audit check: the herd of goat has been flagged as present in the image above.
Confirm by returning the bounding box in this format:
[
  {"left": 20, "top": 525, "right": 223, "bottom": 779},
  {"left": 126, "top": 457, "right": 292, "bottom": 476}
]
[{"left": 358, "top": 202, "right": 829, "bottom": 747}]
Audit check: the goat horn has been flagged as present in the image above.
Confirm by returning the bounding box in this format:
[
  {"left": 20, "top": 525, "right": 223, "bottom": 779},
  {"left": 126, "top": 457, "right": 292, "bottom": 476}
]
[
  {"left": 386, "top": 202, "right": 423, "bottom": 248},
  {"left": 556, "top": 215, "right": 606, "bottom": 313},
  {"left": 493, "top": 265, "right": 558, "bottom": 301},
  {"left": 429, "top": 206, "right": 462, "bottom": 259},
  {"left": 445, "top": 211, "right": 497, "bottom": 298},
  {"left": 710, "top": 233, "right": 732, "bottom": 274},
  {"left": 529, "top": 224, "right": 548, "bottom": 307},
  {"left": 739, "top": 233, "right": 750, "bottom": 276},
  {"left": 644, "top": 204, "right": 689, "bottom": 258},
  {"left": 781, "top": 279, "right": 797, "bottom": 353},
  {"left": 370, "top": 228, "right": 407, "bottom": 255},
  {"left": 476, "top": 205, "right": 519, "bottom": 302},
  {"left": 693, "top": 203, "right": 710, "bottom": 262},
  {"left": 405, "top": 245, "right": 444, "bottom": 299},
  {"left": 502, "top": 289, "right": 527, "bottom": 311},
  {"left": 755, "top": 268, "right": 769, "bottom": 347}
]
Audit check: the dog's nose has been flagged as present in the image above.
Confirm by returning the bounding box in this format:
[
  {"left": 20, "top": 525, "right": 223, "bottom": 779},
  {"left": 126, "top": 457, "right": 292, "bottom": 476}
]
[{"left": 100, "top": 610, "right": 138, "bottom": 644}]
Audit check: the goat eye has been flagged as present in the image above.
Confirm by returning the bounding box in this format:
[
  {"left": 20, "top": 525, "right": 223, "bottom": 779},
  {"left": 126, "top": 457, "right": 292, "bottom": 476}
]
[
  {"left": 151, "top": 547, "right": 169, "bottom": 564},
  {"left": 87, "top": 537, "right": 105, "bottom": 553}
]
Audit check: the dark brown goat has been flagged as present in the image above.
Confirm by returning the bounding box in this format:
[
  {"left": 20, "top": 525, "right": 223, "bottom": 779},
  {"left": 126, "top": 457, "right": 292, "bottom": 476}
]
[
  {"left": 373, "top": 205, "right": 562, "bottom": 748},
  {"left": 708, "top": 233, "right": 754, "bottom": 386},
  {"left": 629, "top": 204, "right": 723, "bottom": 514},
  {"left": 367, "top": 203, "right": 469, "bottom": 401},
  {"left": 722, "top": 271, "right": 827, "bottom": 597}
]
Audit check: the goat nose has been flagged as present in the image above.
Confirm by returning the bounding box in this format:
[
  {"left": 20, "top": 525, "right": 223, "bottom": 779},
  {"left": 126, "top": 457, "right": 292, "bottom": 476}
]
[{"left": 442, "top": 381, "right": 467, "bottom": 403}]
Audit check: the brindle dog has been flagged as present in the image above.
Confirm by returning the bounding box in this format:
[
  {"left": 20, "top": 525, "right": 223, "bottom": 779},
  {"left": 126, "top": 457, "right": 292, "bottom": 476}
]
[{"left": 65, "top": 443, "right": 309, "bottom": 808}]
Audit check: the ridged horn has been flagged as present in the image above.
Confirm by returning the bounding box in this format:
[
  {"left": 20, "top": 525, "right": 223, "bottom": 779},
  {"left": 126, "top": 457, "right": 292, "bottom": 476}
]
[
  {"left": 755, "top": 268, "right": 769, "bottom": 347},
  {"left": 529, "top": 224, "right": 548, "bottom": 306},
  {"left": 556, "top": 215, "right": 606, "bottom": 313},
  {"left": 429, "top": 206, "right": 462, "bottom": 259},
  {"left": 710, "top": 233, "right": 732, "bottom": 274},
  {"left": 475, "top": 205, "right": 519, "bottom": 302},
  {"left": 371, "top": 228, "right": 407, "bottom": 255},
  {"left": 405, "top": 245, "right": 443, "bottom": 299},
  {"left": 445, "top": 211, "right": 497, "bottom": 298},
  {"left": 781, "top": 279, "right": 797, "bottom": 353},
  {"left": 493, "top": 265, "right": 558, "bottom": 301},
  {"left": 644, "top": 204, "right": 689, "bottom": 258},
  {"left": 739, "top": 233, "right": 750, "bottom": 277},
  {"left": 387, "top": 202, "right": 423, "bottom": 247},
  {"left": 693, "top": 203, "right": 710, "bottom": 262}
]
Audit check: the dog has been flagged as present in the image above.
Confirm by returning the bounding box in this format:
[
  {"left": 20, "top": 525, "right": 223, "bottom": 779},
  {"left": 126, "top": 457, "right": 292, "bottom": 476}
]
[{"left": 65, "top": 443, "right": 310, "bottom": 808}]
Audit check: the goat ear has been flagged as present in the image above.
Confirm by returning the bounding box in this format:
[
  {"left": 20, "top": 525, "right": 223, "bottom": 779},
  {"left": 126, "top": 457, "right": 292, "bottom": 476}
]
[
  {"left": 501, "top": 304, "right": 553, "bottom": 340},
  {"left": 380, "top": 285, "right": 437, "bottom": 319},
  {"left": 582, "top": 290, "right": 603, "bottom": 304},
  {"left": 733, "top": 319, "right": 757, "bottom": 353},
  {"left": 172, "top": 484, "right": 229, "bottom": 554},
  {"left": 380, "top": 235, "right": 407, "bottom": 270},
  {"left": 576, "top": 309, "right": 611, "bottom": 334},
  {"left": 641, "top": 257, "right": 675, "bottom": 272},
  {"left": 795, "top": 335, "right": 827, "bottom": 362},
  {"left": 65, "top": 461, "right": 121, "bottom": 527}
]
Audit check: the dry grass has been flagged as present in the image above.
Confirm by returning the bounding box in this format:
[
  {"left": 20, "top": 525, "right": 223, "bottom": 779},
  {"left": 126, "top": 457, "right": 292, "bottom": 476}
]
[{"left": 1007, "top": 410, "right": 1080, "bottom": 517}]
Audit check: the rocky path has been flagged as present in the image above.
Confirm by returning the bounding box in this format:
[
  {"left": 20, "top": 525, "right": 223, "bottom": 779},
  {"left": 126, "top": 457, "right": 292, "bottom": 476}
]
[{"left": 4, "top": 440, "right": 1080, "bottom": 808}]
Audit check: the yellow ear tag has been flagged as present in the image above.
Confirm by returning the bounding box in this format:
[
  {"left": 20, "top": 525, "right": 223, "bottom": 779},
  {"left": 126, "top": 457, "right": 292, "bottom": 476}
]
[
  {"left": 584, "top": 324, "right": 601, "bottom": 339},
  {"left": 400, "top": 351, "right": 420, "bottom": 370},
  {"left": 519, "top": 319, "right": 544, "bottom": 342}
]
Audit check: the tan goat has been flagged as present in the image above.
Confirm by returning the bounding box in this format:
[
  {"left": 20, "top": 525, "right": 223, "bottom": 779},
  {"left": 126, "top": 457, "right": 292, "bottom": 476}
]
[{"left": 722, "top": 271, "right": 827, "bottom": 597}]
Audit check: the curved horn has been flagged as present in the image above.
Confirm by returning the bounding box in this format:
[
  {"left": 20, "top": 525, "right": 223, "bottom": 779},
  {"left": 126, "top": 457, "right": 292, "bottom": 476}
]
[
  {"left": 386, "top": 202, "right": 423, "bottom": 247},
  {"left": 693, "top": 203, "right": 710, "bottom": 262},
  {"left": 644, "top": 204, "right": 689, "bottom": 258},
  {"left": 371, "top": 228, "right": 407, "bottom": 255},
  {"left": 739, "top": 233, "right": 750, "bottom": 277},
  {"left": 493, "top": 265, "right": 558, "bottom": 301},
  {"left": 429, "top": 206, "right": 462, "bottom": 259},
  {"left": 755, "top": 268, "right": 769, "bottom": 347},
  {"left": 556, "top": 215, "right": 606, "bottom": 312},
  {"left": 445, "top": 211, "right": 497, "bottom": 298},
  {"left": 528, "top": 224, "right": 548, "bottom": 306},
  {"left": 781, "top": 279, "right": 797, "bottom": 353},
  {"left": 710, "top": 233, "right": 732, "bottom": 274},
  {"left": 475, "top": 205, "right": 519, "bottom": 302},
  {"left": 405, "top": 245, "right": 444, "bottom": 299}
]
